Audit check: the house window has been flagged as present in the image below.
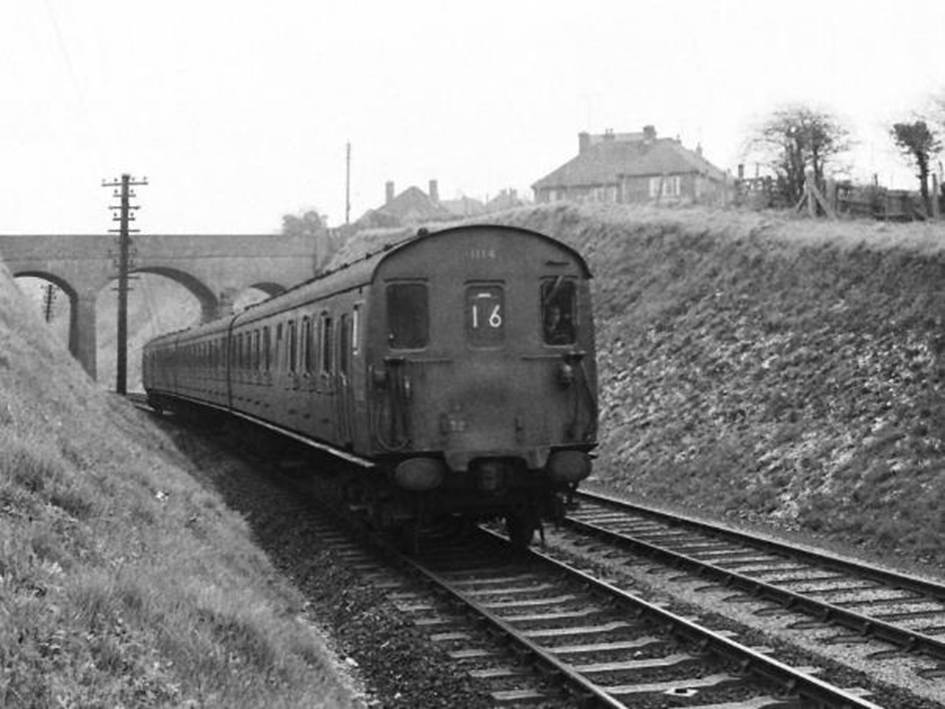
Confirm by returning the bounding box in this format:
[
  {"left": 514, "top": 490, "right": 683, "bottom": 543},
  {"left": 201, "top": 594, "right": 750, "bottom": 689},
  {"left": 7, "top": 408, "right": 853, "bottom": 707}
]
[{"left": 648, "top": 175, "right": 682, "bottom": 198}]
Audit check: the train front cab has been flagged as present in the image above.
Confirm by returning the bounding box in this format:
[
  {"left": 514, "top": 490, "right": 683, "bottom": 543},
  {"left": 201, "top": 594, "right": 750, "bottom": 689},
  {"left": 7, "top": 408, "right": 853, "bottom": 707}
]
[{"left": 367, "top": 226, "right": 597, "bottom": 543}]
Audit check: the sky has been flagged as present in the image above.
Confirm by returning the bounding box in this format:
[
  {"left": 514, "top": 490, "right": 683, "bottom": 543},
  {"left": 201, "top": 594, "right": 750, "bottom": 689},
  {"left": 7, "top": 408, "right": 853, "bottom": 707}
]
[{"left": 2, "top": 0, "right": 944, "bottom": 234}]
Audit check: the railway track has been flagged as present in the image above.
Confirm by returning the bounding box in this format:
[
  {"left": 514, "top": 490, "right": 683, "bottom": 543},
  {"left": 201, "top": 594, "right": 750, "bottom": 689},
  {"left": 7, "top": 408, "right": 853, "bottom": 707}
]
[
  {"left": 558, "top": 490, "right": 945, "bottom": 684},
  {"left": 125, "top": 394, "right": 915, "bottom": 705},
  {"left": 402, "top": 527, "right": 880, "bottom": 707}
]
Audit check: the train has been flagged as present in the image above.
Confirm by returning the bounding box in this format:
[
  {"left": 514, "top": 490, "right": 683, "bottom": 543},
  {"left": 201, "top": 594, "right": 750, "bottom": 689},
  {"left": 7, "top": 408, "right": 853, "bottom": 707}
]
[{"left": 142, "top": 223, "right": 598, "bottom": 546}]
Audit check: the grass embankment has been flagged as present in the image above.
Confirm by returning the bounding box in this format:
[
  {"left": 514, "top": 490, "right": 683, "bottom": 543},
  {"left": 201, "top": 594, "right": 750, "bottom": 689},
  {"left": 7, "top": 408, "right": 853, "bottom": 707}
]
[
  {"left": 496, "top": 204, "right": 945, "bottom": 566},
  {"left": 0, "top": 265, "right": 355, "bottom": 706}
]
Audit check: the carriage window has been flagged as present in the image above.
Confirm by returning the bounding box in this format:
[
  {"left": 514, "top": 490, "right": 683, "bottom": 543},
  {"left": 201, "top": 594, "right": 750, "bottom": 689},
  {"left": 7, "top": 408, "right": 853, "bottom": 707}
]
[
  {"left": 287, "top": 320, "right": 298, "bottom": 373},
  {"left": 275, "top": 323, "right": 283, "bottom": 371},
  {"left": 262, "top": 327, "right": 271, "bottom": 371},
  {"left": 302, "top": 317, "right": 313, "bottom": 374},
  {"left": 466, "top": 284, "right": 505, "bottom": 347},
  {"left": 339, "top": 314, "right": 351, "bottom": 375},
  {"left": 387, "top": 283, "right": 428, "bottom": 349},
  {"left": 321, "top": 315, "right": 333, "bottom": 373},
  {"left": 541, "top": 277, "right": 576, "bottom": 345},
  {"left": 352, "top": 304, "right": 361, "bottom": 355},
  {"left": 252, "top": 330, "right": 260, "bottom": 370}
]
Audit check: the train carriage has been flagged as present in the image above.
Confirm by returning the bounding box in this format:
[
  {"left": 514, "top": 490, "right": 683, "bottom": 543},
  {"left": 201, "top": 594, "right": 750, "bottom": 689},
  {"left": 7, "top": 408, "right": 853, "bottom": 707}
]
[{"left": 143, "top": 224, "right": 598, "bottom": 545}]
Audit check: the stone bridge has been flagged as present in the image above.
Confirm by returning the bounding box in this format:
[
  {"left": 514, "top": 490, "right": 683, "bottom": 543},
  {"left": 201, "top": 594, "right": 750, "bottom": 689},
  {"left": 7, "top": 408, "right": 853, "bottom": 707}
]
[{"left": 0, "top": 232, "right": 319, "bottom": 379}]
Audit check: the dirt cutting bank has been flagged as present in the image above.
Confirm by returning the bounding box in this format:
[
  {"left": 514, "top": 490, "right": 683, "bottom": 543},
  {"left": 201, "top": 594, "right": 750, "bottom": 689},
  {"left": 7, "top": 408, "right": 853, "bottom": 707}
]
[
  {"left": 493, "top": 204, "right": 945, "bottom": 566},
  {"left": 0, "top": 261, "right": 359, "bottom": 706}
]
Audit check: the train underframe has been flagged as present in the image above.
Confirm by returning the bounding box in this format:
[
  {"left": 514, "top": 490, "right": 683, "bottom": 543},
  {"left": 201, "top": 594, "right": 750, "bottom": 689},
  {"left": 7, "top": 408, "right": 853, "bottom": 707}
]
[
  {"left": 343, "top": 454, "right": 588, "bottom": 549},
  {"left": 146, "top": 392, "right": 590, "bottom": 549}
]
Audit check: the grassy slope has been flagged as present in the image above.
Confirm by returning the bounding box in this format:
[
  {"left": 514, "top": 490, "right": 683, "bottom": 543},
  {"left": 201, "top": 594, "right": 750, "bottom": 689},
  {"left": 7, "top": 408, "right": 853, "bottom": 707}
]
[
  {"left": 0, "top": 265, "right": 355, "bottom": 706},
  {"left": 492, "top": 203, "right": 945, "bottom": 564}
]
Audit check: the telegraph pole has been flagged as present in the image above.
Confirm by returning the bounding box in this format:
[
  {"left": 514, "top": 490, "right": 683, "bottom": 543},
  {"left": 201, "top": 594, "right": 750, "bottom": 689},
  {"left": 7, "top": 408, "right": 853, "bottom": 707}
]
[
  {"left": 42, "top": 284, "right": 56, "bottom": 322},
  {"left": 345, "top": 141, "right": 351, "bottom": 225},
  {"left": 102, "top": 173, "right": 147, "bottom": 395}
]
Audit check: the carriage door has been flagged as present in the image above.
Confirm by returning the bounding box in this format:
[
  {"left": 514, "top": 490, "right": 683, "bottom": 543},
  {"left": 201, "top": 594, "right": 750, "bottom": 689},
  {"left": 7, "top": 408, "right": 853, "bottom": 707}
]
[{"left": 335, "top": 312, "right": 354, "bottom": 446}]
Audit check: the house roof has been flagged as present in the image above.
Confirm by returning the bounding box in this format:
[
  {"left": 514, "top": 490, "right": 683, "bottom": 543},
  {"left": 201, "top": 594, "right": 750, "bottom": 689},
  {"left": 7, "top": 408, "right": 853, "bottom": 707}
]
[
  {"left": 356, "top": 185, "right": 453, "bottom": 228},
  {"left": 533, "top": 136, "right": 725, "bottom": 190},
  {"left": 440, "top": 195, "right": 486, "bottom": 217},
  {"left": 485, "top": 189, "right": 527, "bottom": 211}
]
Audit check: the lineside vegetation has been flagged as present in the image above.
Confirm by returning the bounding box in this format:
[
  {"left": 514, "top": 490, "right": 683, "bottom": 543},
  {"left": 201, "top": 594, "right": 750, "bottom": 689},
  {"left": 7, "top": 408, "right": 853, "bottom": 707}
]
[{"left": 0, "top": 265, "right": 355, "bottom": 707}]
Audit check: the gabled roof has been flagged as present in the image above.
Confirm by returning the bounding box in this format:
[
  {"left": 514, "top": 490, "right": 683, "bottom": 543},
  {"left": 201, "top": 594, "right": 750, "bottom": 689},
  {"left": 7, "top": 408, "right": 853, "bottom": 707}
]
[
  {"left": 485, "top": 189, "right": 527, "bottom": 211},
  {"left": 355, "top": 185, "right": 453, "bottom": 228},
  {"left": 533, "top": 137, "right": 725, "bottom": 190}
]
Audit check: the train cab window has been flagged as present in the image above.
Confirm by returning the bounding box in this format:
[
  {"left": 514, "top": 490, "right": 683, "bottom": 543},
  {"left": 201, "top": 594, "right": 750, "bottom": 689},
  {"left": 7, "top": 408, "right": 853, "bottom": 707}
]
[
  {"left": 540, "top": 277, "right": 577, "bottom": 346},
  {"left": 321, "top": 315, "right": 333, "bottom": 373},
  {"left": 466, "top": 284, "right": 505, "bottom": 347},
  {"left": 387, "top": 283, "right": 428, "bottom": 349}
]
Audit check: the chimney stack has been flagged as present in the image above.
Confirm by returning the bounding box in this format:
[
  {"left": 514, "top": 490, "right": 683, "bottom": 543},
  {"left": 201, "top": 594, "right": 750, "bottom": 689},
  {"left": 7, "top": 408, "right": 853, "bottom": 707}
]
[
  {"left": 578, "top": 131, "right": 590, "bottom": 154},
  {"left": 428, "top": 179, "right": 439, "bottom": 204},
  {"left": 385, "top": 180, "right": 395, "bottom": 205},
  {"left": 643, "top": 124, "right": 656, "bottom": 141}
]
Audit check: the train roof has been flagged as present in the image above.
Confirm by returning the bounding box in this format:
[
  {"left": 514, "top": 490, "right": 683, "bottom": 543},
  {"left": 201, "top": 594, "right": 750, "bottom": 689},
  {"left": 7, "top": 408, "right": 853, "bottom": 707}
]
[{"left": 144, "top": 224, "right": 590, "bottom": 348}]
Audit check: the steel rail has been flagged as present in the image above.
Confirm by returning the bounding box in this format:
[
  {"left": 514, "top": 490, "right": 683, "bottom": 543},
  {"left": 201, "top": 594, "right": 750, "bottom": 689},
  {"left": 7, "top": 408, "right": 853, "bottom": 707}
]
[
  {"left": 408, "top": 527, "right": 879, "bottom": 708},
  {"left": 577, "top": 488, "right": 945, "bottom": 603},
  {"left": 396, "top": 543, "right": 626, "bottom": 708},
  {"left": 566, "top": 492, "right": 945, "bottom": 662},
  {"left": 513, "top": 529, "right": 882, "bottom": 709}
]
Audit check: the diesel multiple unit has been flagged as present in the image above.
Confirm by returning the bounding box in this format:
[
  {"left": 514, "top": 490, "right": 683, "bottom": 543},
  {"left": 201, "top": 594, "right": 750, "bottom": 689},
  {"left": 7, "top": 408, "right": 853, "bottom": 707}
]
[{"left": 142, "top": 224, "right": 598, "bottom": 545}]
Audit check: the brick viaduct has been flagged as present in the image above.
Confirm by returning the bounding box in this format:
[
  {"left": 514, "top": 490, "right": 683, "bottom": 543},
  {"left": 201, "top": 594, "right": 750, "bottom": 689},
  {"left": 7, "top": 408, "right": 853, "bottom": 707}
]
[{"left": 0, "top": 233, "right": 319, "bottom": 379}]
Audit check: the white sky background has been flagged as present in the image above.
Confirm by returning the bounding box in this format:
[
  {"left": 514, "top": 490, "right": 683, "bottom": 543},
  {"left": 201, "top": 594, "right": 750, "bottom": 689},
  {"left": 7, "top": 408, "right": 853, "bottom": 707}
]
[{"left": 2, "top": 0, "right": 943, "bottom": 233}]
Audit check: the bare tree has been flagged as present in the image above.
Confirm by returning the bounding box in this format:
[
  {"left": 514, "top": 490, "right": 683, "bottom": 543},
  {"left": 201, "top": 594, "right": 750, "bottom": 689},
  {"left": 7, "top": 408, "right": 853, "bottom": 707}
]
[
  {"left": 745, "top": 104, "right": 852, "bottom": 204},
  {"left": 890, "top": 121, "right": 941, "bottom": 215}
]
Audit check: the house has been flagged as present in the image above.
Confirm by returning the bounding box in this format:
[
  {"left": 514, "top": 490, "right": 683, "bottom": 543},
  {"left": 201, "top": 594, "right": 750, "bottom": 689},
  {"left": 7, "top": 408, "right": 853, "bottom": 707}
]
[
  {"left": 484, "top": 188, "right": 528, "bottom": 213},
  {"left": 532, "top": 125, "right": 729, "bottom": 206},
  {"left": 440, "top": 194, "right": 487, "bottom": 218},
  {"left": 355, "top": 180, "right": 453, "bottom": 229}
]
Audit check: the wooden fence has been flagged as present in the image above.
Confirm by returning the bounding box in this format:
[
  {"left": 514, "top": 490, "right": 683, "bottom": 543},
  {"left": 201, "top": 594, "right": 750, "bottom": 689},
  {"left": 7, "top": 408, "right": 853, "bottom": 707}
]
[{"left": 734, "top": 174, "right": 944, "bottom": 221}]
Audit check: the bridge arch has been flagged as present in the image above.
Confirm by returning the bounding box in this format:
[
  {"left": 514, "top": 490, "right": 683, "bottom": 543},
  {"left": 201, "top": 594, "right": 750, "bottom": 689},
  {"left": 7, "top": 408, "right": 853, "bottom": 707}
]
[
  {"left": 12, "top": 270, "right": 82, "bottom": 360},
  {"left": 131, "top": 266, "right": 219, "bottom": 322}
]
